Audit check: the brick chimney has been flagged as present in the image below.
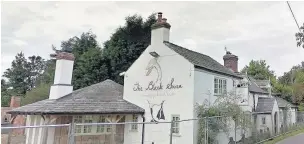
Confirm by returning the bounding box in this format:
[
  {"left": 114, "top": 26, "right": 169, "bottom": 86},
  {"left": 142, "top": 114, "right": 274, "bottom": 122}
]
[
  {"left": 10, "top": 96, "right": 21, "bottom": 108},
  {"left": 49, "top": 50, "right": 75, "bottom": 99},
  {"left": 151, "top": 12, "right": 171, "bottom": 45},
  {"left": 223, "top": 50, "right": 238, "bottom": 73},
  {"left": 9, "top": 96, "right": 25, "bottom": 135}
]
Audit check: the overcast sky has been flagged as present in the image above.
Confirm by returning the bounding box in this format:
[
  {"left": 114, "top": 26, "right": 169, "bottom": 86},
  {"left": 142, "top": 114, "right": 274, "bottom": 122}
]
[{"left": 1, "top": 1, "right": 304, "bottom": 78}]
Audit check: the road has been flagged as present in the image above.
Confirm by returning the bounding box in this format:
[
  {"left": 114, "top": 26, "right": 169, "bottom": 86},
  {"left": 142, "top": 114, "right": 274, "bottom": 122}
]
[{"left": 276, "top": 133, "right": 304, "bottom": 144}]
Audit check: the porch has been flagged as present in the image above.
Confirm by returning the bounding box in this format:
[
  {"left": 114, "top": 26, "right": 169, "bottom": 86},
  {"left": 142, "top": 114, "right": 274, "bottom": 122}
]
[{"left": 24, "top": 114, "right": 142, "bottom": 144}]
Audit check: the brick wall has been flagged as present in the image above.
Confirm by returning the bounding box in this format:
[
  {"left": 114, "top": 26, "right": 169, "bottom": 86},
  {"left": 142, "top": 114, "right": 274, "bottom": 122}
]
[{"left": 223, "top": 52, "right": 239, "bottom": 73}]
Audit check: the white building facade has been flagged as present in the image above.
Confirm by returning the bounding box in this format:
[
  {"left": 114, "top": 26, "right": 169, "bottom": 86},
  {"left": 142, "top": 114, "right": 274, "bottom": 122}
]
[{"left": 123, "top": 12, "right": 244, "bottom": 144}]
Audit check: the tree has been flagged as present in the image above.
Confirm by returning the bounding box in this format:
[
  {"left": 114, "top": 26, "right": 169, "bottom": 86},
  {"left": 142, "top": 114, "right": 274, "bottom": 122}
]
[
  {"left": 296, "top": 23, "right": 304, "bottom": 49},
  {"left": 72, "top": 48, "right": 110, "bottom": 89},
  {"left": 35, "top": 59, "right": 56, "bottom": 86},
  {"left": 278, "top": 61, "right": 304, "bottom": 85},
  {"left": 55, "top": 31, "right": 107, "bottom": 90},
  {"left": 241, "top": 60, "right": 275, "bottom": 80},
  {"left": 1, "top": 79, "right": 11, "bottom": 107},
  {"left": 26, "top": 55, "right": 46, "bottom": 89},
  {"left": 21, "top": 83, "right": 52, "bottom": 106},
  {"left": 47, "top": 13, "right": 156, "bottom": 89},
  {"left": 103, "top": 13, "right": 157, "bottom": 84},
  {"left": 292, "top": 71, "right": 304, "bottom": 104},
  {"left": 277, "top": 62, "right": 304, "bottom": 104},
  {"left": 3, "top": 53, "right": 46, "bottom": 96},
  {"left": 3, "top": 52, "right": 29, "bottom": 95},
  {"left": 7, "top": 13, "right": 157, "bottom": 105},
  {"left": 196, "top": 91, "right": 252, "bottom": 144}
]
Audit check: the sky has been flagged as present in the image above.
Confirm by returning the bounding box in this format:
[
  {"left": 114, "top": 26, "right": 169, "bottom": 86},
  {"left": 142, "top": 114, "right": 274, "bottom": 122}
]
[{"left": 1, "top": 1, "right": 304, "bottom": 78}]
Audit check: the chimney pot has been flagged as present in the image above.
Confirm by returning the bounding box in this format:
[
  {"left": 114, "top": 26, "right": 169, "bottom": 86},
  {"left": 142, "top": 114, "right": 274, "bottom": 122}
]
[
  {"left": 151, "top": 12, "right": 171, "bottom": 44},
  {"left": 157, "top": 12, "right": 163, "bottom": 22}
]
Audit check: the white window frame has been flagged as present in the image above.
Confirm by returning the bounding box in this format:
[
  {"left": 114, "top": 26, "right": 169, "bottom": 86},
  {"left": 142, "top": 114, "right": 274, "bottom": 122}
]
[
  {"left": 171, "top": 115, "right": 180, "bottom": 135},
  {"left": 131, "top": 114, "right": 138, "bottom": 131},
  {"left": 214, "top": 77, "right": 227, "bottom": 96},
  {"left": 83, "top": 115, "right": 93, "bottom": 133},
  {"left": 105, "top": 115, "right": 113, "bottom": 133},
  {"left": 73, "top": 115, "right": 113, "bottom": 135}
]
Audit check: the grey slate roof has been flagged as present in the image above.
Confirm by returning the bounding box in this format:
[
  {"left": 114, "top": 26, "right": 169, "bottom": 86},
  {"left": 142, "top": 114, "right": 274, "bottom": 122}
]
[
  {"left": 254, "top": 80, "right": 270, "bottom": 87},
  {"left": 255, "top": 97, "right": 275, "bottom": 113},
  {"left": 247, "top": 77, "right": 269, "bottom": 94},
  {"left": 8, "top": 79, "right": 145, "bottom": 115},
  {"left": 163, "top": 41, "right": 242, "bottom": 79},
  {"left": 274, "top": 97, "right": 297, "bottom": 108}
]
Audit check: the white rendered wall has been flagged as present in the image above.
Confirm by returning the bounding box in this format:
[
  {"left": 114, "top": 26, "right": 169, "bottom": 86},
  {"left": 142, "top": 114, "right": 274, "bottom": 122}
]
[
  {"left": 193, "top": 69, "right": 245, "bottom": 143},
  {"left": 49, "top": 59, "right": 74, "bottom": 99},
  {"left": 256, "top": 114, "right": 273, "bottom": 134},
  {"left": 49, "top": 85, "right": 73, "bottom": 99},
  {"left": 123, "top": 42, "right": 195, "bottom": 144},
  {"left": 53, "top": 60, "right": 74, "bottom": 85}
]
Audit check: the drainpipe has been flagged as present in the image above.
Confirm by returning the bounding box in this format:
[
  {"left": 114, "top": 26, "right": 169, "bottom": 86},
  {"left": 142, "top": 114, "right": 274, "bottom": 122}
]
[
  {"left": 253, "top": 94, "right": 256, "bottom": 111},
  {"left": 141, "top": 115, "right": 145, "bottom": 144},
  {"left": 271, "top": 113, "right": 274, "bottom": 136}
]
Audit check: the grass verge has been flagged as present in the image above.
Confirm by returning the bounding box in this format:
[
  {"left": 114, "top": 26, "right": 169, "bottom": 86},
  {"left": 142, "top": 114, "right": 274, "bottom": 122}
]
[{"left": 264, "top": 128, "right": 304, "bottom": 144}]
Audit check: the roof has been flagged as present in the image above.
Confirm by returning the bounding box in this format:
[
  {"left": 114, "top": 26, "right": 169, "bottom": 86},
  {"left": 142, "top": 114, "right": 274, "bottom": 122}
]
[
  {"left": 247, "top": 77, "right": 269, "bottom": 94},
  {"left": 255, "top": 97, "right": 275, "bottom": 113},
  {"left": 274, "top": 97, "right": 297, "bottom": 108},
  {"left": 8, "top": 79, "right": 145, "bottom": 115},
  {"left": 254, "top": 80, "right": 270, "bottom": 87},
  {"left": 163, "top": 41, "right": 242, "bottom": 79}
]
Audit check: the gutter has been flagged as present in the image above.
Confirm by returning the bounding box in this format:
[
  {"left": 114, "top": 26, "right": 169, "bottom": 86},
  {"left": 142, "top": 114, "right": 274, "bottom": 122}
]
[
  {"left": 194, "top": 65, "right": 243, "bottom": 79},
  {"left": 7, "top": 111, "right": 145, "bottom": 115}
]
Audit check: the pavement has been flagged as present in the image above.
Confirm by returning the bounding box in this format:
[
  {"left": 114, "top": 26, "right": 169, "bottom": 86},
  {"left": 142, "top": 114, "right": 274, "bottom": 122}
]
[{"left": 276, "top": 133, "right": 304, "bottom": 144}]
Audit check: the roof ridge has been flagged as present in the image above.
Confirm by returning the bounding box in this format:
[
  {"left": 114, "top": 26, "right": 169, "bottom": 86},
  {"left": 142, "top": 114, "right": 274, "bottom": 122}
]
[
  {"left": 55, "top": 79, "right": 122, "bottom": 101},
  {"left": 163, "top": 41, "right": 241, "bottom": 78},
  {"left": 163, "top": 41, "right": 209, "bottom": 57}
]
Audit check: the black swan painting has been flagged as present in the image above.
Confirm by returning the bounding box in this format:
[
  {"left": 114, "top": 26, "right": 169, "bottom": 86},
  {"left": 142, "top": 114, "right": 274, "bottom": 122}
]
[{"left": 147, "top": 100, "right": 165, "bottom": 122}]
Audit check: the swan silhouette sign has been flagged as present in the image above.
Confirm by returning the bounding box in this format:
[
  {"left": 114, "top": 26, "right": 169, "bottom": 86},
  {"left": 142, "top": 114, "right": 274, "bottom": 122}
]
[
  {"left": 132, "top": 57, "right": 183, "bottom": 92},
  {"left": 148, "top": 100, "right": 165, "bottom": 122}
]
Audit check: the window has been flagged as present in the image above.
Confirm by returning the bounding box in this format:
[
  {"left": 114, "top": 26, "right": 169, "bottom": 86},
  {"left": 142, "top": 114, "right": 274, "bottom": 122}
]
[
  {"left": 97, "top": 116, "right": 106, "bottom": 133},
  {"left": 131, "top": 115, "right": 138, "bottom": 131},
  {"left": 83, "top": 116, "right": 93, "bottom": 133},
  {"left": 214, "top": 78, "right": 227, "bottom": 95},
  {"left": 262, "top": 117, "right": 266, "bottom": 125},
  {"left": 106, "top": 115, "right": 112, "bottom": 132},
  {"left": 172, "top": 115, "right": 180, "bottom": 134},
  {"left": 73, "top": 115, "right": 113, "bottom": 134},
  {"left": 74, "top": 116, "right": 83, "bottom": 133}
]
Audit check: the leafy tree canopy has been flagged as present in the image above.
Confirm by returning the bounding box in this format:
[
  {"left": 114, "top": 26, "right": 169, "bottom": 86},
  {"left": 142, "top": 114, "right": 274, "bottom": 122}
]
[
  {"left": 296, "top": 23, "right": 304, "bottom": 49},
  {"left": 2, "top": 52, "right": 45, "bottom": 96},
  {"left": 102, "top": 13, "right": 157, "bottom": 84},
  {"left": 21, "top": 83, "right": 52, "bottom": 106},
  {"left": 241, "top": 60, "right": 275, "bottom": 80}
]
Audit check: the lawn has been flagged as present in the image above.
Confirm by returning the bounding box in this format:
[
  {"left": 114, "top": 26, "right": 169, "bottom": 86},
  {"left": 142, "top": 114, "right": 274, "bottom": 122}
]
[{"left": 264, "top": 128, "right": 304, "bottom": 144}]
